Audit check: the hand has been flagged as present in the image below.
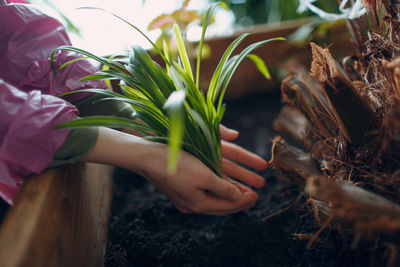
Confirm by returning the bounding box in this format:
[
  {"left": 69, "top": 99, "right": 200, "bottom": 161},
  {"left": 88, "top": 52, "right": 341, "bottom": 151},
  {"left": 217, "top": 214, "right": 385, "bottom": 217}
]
[
  {"left": 141, "top": 125, "right": 268, "bottom": 215},
  {"left": 83, "top": 127, "right": 260, "bottom": 215},
  {"left": 124, "top": 124, "right": 268, "bottom": 189},
  {"left": 220, "top": 125, "right": 268, "bottom": 188},
  {"left": 139, "top": 144, "right": 259, "bottom": 216}
]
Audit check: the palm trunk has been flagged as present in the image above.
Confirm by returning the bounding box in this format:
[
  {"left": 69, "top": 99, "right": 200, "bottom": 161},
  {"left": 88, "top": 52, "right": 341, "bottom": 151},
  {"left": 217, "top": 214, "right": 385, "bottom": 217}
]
[{"left": 271, "top": 0, "right": 400, "bottom": 248}]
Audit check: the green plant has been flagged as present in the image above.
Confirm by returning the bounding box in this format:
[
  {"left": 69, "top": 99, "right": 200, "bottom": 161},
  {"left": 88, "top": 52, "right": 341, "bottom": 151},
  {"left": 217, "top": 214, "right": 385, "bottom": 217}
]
[
  {"left": 214, "top": 0, "right": 337, "bottom": 26},
  {"left": 51, "top": 2, "right": 284, "bottom": 176}
]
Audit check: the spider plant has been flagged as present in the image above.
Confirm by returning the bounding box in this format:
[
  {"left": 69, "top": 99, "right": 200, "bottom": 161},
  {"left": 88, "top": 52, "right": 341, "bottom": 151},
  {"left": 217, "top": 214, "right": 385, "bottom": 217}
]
[{"left": 51, "top": 2, "right": 284, "bottom": 176}]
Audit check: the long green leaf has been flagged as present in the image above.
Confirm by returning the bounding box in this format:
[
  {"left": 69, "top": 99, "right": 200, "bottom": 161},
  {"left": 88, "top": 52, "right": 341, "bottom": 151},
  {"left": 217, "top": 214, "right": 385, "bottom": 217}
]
[
  {"left": 57, "top": 88, "right": 123, "bottom": 98},
  {"left": 189, "top": 110, "right": 222, "bottom": 176},
  {"left": 196, "top": 1, "right": 229, "bottom": 88},
  {"left": 163, "top": 40, "right": 171, "bottom": 77},
  {"left": 55, "top": 116, "right": 154, "bottom": 135},
  {"left": 207, "top": 33, "right": 249, "bottom": 104},
  {"left": 56, "top": 57, "right": 89, "bottom": 73},
  {"left": 80, "top": 74, "right": 116, "bottom": 81},
  {"left": 163, "top": 91, "right": 186, "bottom": 173},
  {"left": 126, "top": 64, "right": 166, "bottom": 108},
  {"left": 145, "top": 136, "right": 220, "bottom": 175},
  {"left": 98, "top": 97, "right": 165, "bottom": 122},
  {"left": 173, "top": 24, "right": 193, "bottom": 81},
  {"left": 120, "top": 84, "right": 149, "bottom": 101},
  {"left": 170, "top": 63, "right": 208, "bottom": 118},
  {"left": 247, "top": 54, "right": 271, "bottom": 79},
  {"left": 51, "top": 46, "right": 127, "bottom": 74},
  {"left": 129, "top": 46, "right": 176, "bottom": 100},
  {"left": 216, "top": 37, "right": 285, "bottom": 113}
]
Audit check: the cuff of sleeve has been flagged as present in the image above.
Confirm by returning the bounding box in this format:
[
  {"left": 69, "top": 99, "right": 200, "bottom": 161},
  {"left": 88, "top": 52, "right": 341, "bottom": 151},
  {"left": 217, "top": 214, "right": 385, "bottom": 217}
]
[
  {"left": 73, "top": 93, "right": 136, "bottom": 119},
  {"left": 47, "top": 125, "right": 99, "bottom": 169}
]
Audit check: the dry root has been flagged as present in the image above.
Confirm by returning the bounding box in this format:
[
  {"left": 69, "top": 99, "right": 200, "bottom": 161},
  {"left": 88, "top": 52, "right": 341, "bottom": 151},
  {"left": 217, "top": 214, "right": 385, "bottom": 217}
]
[{"left": 271, "top": 0, "right": 400, "bottom": 251}]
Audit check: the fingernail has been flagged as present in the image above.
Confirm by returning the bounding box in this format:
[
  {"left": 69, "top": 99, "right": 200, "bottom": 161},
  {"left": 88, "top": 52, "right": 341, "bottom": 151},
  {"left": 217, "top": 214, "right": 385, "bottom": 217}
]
[
  {"left": 232, "top": 188, "right": 242, "bottom": 201},
  {"left": 250, "top": 192, "right": 259, "bottom": 201},
  {"left": 223, "top": 126, "right": 238, "bottom": 134},
  {"left": 245, "top": 191, "right": 258, "bottom": 198},
  {"left": 229, "top": 129, "right": 239, "bottom": 136},
  {"left": 259, "top": 161, "right": 268, "bottom": 171}
]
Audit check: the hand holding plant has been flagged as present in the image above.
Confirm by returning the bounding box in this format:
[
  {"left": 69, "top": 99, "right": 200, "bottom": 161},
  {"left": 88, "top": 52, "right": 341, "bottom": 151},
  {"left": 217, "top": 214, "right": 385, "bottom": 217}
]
[
  {"left": 83, "top": 126, "right": 266, "bottom": 215},
  {"left": 53, "top": 2, "right": 283, "bottom": 176},
  {"left": 52, "top": 2, "right": 281, "bottom": 214}
]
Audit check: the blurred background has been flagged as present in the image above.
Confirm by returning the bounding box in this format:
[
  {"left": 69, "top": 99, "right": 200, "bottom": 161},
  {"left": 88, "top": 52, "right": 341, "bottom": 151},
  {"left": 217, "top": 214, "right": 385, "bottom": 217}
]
[
  {"left": 26, "top": 0, "right": 339, "bottom": 55},
  {"left": 23, "top": 0, "right": 350, "bottom": 98}
]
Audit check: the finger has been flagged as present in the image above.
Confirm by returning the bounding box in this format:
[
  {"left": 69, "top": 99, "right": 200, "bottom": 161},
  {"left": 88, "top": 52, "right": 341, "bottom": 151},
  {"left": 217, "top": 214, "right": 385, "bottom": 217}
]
[
  {"left": 222, "top": 159, "right": 265, "bottom": 188},
  {"left": 199, "top": 174, "right": 243, "bottom": 201},
  {"left": 200, "top": 191, "right": 258, "bottom": 216},
  {"left": 220, "top": 124, "right": 239, "bottom": 141},
  {"left": 223, "top": 176, "right": 253, "bottom": 193},
  {"left": 173, "top": 190, "right": 256, "bottom": 216},
  {"left": 222, "top": 141, "right": 268, "bottom": 171}
]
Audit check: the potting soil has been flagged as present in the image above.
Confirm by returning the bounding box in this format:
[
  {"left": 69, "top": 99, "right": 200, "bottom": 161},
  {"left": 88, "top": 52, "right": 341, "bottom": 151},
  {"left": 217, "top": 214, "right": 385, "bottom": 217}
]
[{"left": 105, "top": 91, "right": 387, "bottom": 267}]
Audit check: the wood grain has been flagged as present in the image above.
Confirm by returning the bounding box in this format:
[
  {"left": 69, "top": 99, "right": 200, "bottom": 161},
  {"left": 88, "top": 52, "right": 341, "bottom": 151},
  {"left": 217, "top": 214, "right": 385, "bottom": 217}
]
[{"left": 0, "top": 163, "right": 113, "bottom": 267}]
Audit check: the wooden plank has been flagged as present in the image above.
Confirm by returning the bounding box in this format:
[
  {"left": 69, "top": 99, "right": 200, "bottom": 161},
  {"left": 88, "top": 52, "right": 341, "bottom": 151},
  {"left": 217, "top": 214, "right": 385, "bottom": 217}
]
[{"left": 0, "top": 163, "right": 113, "bottom": 267}]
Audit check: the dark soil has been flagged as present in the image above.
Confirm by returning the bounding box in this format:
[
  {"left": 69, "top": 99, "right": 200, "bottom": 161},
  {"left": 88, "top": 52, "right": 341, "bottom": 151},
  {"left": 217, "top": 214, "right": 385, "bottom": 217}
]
[{"left": 105, "top": 91, "right": 387, "bottom": 267}]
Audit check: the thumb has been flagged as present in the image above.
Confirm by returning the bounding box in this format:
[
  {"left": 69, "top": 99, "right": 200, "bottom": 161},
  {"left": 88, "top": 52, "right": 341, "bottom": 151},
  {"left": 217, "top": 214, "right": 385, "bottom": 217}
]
[{"left": 201, "top": 176, "right": 242, "bottom": 201}]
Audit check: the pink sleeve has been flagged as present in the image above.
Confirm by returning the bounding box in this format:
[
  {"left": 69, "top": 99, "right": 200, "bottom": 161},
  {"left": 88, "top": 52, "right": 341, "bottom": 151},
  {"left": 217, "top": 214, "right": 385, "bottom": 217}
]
[
  {"left": 0, "top": 3, "right": 107, "bottom": 103},
  {"left": 0, "top": 3, "right": 102, "bottom": 204},
  {"left": 0, "top": 79, "right": 79, "bottom": 204}
]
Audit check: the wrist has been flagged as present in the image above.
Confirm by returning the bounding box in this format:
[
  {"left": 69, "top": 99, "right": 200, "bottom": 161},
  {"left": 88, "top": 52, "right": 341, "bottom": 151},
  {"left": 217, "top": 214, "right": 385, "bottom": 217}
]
[
  {"left": 82, "top": 127, "right": 168, "bottom": 178},
  {"left": 125, "top": 138, "right": 169, "bottom": 178}
]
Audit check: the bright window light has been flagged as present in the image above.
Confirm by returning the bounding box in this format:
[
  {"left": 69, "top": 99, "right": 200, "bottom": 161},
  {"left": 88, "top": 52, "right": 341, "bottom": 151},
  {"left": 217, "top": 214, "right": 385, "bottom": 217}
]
[{"left": 29, "top": 0, "right": 234, "bottom": 56}]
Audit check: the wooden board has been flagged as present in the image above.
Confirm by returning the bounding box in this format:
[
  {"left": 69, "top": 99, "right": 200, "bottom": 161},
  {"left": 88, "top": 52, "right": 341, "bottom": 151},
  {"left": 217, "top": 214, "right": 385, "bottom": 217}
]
[{"left": 0, "top": 163, "right": 113, "bottom": 267}]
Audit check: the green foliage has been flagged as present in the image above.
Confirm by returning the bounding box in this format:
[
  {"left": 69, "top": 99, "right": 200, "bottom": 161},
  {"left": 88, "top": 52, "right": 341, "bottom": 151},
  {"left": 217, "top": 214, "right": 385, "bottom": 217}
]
[
  {"left": 52, "top": 2, "right": 284, "bottom": 175},
  {"left": 287, "top": 18, "right": 346, "bottom": 47},
  {"left": 215, "top": 0, "right": 338, "bottom": 26}
]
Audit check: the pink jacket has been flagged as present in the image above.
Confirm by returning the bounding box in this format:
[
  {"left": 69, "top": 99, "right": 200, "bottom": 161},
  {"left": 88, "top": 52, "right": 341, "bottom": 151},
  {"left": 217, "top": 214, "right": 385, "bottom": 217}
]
[{"left": 0, "top": 3, "right": 106, "bottom": 204}]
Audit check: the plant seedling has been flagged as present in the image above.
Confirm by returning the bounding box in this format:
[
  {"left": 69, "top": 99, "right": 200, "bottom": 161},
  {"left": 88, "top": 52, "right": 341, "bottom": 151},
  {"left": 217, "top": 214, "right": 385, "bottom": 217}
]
[{"left": 52, "top": 2, "right": 284, "bottom": 176}]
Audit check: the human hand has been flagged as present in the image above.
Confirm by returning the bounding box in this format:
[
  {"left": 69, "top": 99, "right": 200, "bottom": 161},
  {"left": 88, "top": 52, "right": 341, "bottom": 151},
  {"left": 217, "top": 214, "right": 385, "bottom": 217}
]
[
  {"left": 83, "top": 127, "right": 260, "bottom": 215},
  {"left": 139, "top": 144, "right": 259, "bottom": 215},
  {"left": 220, "top": 125, "right": 268, "bottom": 188},
  {"left": 140, "top": 125, "right": 268, "bottom": 215},
  {"left": 123, "top": 124, "right": 268, "bottom": 190}
]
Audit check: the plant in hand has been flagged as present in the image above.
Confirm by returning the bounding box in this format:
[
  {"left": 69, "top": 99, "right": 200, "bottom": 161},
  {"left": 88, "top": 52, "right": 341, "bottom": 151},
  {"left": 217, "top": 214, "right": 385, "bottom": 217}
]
[{"left": 52, "top": 2, "right": 284, "bottom": 176}]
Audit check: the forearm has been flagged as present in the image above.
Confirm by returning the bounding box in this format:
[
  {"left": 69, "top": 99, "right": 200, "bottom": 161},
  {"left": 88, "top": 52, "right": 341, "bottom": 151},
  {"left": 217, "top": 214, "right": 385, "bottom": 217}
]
[{"left": 81, "top": 127, "right": 166, "bottom": 175}]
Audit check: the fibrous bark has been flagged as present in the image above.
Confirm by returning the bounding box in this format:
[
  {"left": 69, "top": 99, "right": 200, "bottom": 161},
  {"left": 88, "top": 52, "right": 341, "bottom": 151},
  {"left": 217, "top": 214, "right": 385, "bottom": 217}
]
[{"left": 271, "top": 0, "right": 400, "bottom": 251}]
